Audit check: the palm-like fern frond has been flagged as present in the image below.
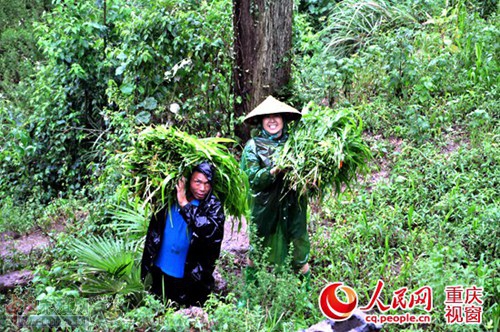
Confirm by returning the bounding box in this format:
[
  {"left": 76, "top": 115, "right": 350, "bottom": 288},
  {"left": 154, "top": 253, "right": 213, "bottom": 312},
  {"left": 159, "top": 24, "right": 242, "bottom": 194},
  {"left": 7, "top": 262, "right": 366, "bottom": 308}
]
[
  {"left": 110, "top": 200, "right": 151, "bottom": 238},
  {"left": 69, "top": 235, "right": 140, "bottom": 277},
  {"left": 69, "top": 236, "right": 145, "bottom": 298},
  {"left": 80, "top": 262, "right": 145, "bottom": 298}
]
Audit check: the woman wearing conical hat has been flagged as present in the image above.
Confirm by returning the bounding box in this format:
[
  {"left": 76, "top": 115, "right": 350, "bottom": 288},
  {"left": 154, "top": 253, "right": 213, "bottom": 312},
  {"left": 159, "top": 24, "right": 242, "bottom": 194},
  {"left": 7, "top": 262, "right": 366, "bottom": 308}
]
[{"left": 240, "top": 96, "right": 310, "bottom": 284}]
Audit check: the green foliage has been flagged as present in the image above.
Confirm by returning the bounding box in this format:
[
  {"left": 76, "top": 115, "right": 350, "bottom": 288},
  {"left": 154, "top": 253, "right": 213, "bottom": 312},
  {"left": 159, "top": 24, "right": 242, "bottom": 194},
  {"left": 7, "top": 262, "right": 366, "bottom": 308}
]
[
  {"left": 205, "top": 294, "right": 267, "bottom": 331},
  {"left": 322, "top": 0, "right": 417, "bottom": 58},
  {"left": 294, "top": 0, "right": 499, "bottom": 143},
  {"left": 2, "top": 0, "right": 234, "bottom": 203},
  {"left": 30, "top": 284, "right": 172, "bottom": 331},
  {"left": 0, "top": 195, "right": 81, "bottom": 236},
  {"left": 0, "top": 0, "right": 50, "bottom": 200},
  {"left": 207, "top": 246, "right": 319, "bottom": 331},
  {"left": 121, "top": 125, "right": 250, "bottom": 220},
  {"left": 413, "top": 244, "right": 499, "bottom": 330},
  {"left": 0, "top": 0, "right": 50, "bottom": 31},
  {"left": 68, "top": 235, "right": 145, "bottom": 299},
  {"left": 0, "top": 197, "right": 36, "bottom": 234},
  {"left": 275, "top": 103, "right": 372, "bottom": 198},
  {"left": 0, "top": 28, "right": 38, "bottom": 93},
  {"left": 309, "top": 136, "right": 499, "bottom": 330},
  {"left": 22, "top": 1, "right": 109, "bottom": 200},
  {"left": 0, "top": 0, "right": 50, "bottom": 95},
  {"left": 0, "top": 77, "right": 39, "bottom": 202},
  {"left": 29, "top": 287, "right": 91, "bottom": 330},
  {"left": 105, "top": 0, "right": 234, "bottom": 133},
  {"left": 1, "top": 0, "right": 498, "bottom": 330},
  {"left": 110, "top": 198, "right": 151, "bottom": 239},
  {"left": 70, "top": 235, "right": 138, "bottom": 277},
  {"left": 296, "top": 0, "right": 338, "bottom": 30},
  {"left": 469, "top": 0, "right": 499, "bottom": 19}
]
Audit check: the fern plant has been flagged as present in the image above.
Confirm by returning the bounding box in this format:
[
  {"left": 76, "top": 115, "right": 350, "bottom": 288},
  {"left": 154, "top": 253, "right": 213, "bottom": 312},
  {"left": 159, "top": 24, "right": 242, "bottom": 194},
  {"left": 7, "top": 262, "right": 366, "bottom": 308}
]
[
  {"left": 111, "top": 197, "right": 151, "bottom": 239},
  {"left": 80, "top": 263, "right": 144, "bottom": 300},
  {"left": 68, "top": 235, "right": 144, "bottom": 297}
]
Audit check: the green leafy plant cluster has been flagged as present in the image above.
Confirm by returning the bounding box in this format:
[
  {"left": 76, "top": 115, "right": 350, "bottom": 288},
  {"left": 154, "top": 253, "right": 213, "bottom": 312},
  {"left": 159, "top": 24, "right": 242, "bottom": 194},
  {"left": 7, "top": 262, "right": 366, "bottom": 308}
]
[
  {"left": 288, "top": 1, "right": 498, "bottom": 330},
  {"left": 309, "top": 136, "right": 499, "bottom": 331},
  {"left": 1, "top": 0, "right": 234, "bottom": 203},
  {"left": 68, "top": 235, "right": 144, "bottom": 297},
  {"left": 275, "top": 102, "right": 372, "bottom": 198},
  {"left": 293, "top": 0, "right": 498, "bottom": 142},
  {"left": 0, "top": 197, "right": 37, "bottom": 234},
  {"left": 296, "top": 0, "right": 338, "bottom": 31},
  {"left": 1, "top": 0, "right": 498, "bottom": 331},
  {"left": 205, "top": 240, "right": 318, "bottom": 331},
  {"left": 121, "top": 125, "right": 249, "bottom": 219},
  {"left": 0, "top": 0, "right": 50, "bottom": 97},
  {"left": 321, "top": 0, "right": 418, "bottom": 58},
  {"left": 0, "top": 0, "right": 50, "bottom": 201},
  {"left": 23, "top": 282, "right": 186, "bottom": 331}
]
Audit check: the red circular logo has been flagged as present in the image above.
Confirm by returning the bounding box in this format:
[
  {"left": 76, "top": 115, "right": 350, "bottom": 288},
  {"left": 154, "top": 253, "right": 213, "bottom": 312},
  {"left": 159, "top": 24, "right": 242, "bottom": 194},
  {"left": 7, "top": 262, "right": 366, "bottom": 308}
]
[{"left": 319, "top": 282, "right": 358, "bottom": 321}]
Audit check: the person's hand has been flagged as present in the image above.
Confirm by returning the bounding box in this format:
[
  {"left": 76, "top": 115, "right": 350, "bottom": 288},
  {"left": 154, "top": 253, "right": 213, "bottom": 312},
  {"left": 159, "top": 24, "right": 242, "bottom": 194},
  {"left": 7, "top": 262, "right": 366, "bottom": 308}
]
[{"left": 176, "top": 177, "right": 189, "bottom": 207}]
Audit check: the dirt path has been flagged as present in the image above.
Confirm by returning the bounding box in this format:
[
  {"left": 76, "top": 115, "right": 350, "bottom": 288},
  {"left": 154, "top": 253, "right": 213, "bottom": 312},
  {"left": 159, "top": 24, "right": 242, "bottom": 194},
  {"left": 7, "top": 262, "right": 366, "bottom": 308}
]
[
  {"left": 221, "top": 217, "right": 249, "bottom": 255},
  {"left": 0, "top": 225, "right": 64, "bottom": 291},
  {"left": 0, "top": 231, "right": 51, "bottom": 258},
  {"left": 0, "top": 231, "right": 51, "bottom": 291}
]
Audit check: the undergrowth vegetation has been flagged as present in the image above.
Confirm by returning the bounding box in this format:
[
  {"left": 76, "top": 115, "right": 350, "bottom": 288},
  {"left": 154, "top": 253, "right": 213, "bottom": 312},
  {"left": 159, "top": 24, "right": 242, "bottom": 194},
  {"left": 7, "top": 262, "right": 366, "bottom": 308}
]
[{"left": 0, "top": 0, "right": 498, "bottom": 331}]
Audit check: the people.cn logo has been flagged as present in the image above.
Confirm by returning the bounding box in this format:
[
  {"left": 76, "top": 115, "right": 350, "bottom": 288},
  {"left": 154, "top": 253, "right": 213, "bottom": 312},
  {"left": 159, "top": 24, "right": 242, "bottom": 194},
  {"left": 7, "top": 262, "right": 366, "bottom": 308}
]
[{"left": 319, "top": 282, "right": 358, "bottom": 321}]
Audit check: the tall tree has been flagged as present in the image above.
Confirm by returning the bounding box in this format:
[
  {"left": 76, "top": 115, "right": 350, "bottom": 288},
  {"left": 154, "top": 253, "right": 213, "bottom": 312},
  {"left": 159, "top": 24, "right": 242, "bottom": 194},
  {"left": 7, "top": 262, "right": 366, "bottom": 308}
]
[{"left": 232, "top": 0, "right": 293, "bottom": 140}]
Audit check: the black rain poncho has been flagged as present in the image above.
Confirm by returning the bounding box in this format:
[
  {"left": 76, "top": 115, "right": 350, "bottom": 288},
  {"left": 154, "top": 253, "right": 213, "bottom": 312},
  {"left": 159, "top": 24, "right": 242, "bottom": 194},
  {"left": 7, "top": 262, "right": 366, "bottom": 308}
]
[
  {"left": 140, "top": 162, "right": 225, "bottom": 306},
  {"left": 240, "top": 124, "right": 310, "bottom": 269}
]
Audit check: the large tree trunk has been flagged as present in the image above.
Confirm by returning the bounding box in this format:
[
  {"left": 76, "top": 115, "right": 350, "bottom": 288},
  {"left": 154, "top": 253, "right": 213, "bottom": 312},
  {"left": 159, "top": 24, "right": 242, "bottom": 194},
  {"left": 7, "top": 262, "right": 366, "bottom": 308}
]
[{"left": 232, "top": 0, "right": 293, "bottom": 141}]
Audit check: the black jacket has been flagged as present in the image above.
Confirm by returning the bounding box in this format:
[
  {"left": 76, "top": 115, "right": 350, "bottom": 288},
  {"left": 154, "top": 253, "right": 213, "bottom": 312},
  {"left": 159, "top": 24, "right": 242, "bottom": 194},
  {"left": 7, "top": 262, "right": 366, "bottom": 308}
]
[{"left": 140, "top": 192, "right": 225, "bottom": 304}]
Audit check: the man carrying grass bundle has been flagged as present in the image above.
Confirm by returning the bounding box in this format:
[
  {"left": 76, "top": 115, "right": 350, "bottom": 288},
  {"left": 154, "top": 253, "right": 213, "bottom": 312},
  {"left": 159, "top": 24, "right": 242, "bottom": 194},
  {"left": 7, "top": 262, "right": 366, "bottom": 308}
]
[
  {"left": 141, "top": 161, "right": 225, "bottom": 307},
  {"left": 240, "top": 96, "right": 311, "bottom": 284}
]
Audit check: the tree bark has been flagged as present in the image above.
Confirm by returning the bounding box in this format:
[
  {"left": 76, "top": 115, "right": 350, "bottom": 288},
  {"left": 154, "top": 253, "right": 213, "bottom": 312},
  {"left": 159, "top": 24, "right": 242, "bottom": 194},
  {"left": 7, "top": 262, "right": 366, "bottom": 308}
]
[{"left": 232, "top": 0, "right": 293, "bottom": 141}]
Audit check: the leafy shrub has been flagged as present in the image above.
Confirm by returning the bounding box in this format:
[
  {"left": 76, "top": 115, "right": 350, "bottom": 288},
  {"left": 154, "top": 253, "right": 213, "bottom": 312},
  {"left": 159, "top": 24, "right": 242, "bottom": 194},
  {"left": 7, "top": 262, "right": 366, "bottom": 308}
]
[
  {"left": 11, "top": 0, "right": 234, "bottom": 203},
  {"left": 104, "top": 0, "right": 234, "bottom": 135},
  {"left": 0, "top": 99, "right": 39, "bottom": 200},
  {"left": 296, "top": 0, "right": 338, "bottom": 31},
  {"left": 205, "top": 294, "right": 267, "bottom": 332},
  {"left": 321, "top": 0, "right": 417, "bottom": 58},
  {"left": 414, "top": 243, "right": 499, "bottom": 331},
  {"left": 0, "top": 198, "right": 33, "bottom": 234},
  {"left": 0, "top": 0, "right": 50, "bottom": 95},
  {"left": 67, "top": 235, "right": 145, "bottom": 299},
  {"left": 311, "top": 135, "right": 499, "bottom": 325},
  {"left": 210, "top": 245, "right": 319, "bottom": 331},
  {"left": 293, "top": 0, "right": 498, "bottom": 142}
]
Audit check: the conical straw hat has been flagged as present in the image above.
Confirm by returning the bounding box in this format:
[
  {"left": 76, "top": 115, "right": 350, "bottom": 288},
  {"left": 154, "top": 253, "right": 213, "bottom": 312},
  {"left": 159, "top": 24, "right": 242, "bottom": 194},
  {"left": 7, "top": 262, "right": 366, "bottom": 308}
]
[{"left": 244, "top": 96, "right": 302, "bottom": 124}]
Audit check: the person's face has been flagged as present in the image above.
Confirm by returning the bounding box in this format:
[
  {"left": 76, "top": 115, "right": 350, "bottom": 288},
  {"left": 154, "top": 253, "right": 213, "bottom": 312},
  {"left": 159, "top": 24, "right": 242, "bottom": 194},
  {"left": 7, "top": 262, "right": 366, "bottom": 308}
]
[
  {"left": 189, "top": 171, "right": 211, "bottom": 200},
  {"left": 262, "top": 114, "right": 284, "bottom": 136}
]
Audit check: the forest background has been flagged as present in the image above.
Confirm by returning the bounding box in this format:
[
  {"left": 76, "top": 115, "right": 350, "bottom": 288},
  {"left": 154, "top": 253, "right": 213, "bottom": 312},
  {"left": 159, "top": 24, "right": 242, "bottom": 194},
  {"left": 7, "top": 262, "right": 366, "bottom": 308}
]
[{"left": 0, "top": 0, "right": 498, "bottom": 331}]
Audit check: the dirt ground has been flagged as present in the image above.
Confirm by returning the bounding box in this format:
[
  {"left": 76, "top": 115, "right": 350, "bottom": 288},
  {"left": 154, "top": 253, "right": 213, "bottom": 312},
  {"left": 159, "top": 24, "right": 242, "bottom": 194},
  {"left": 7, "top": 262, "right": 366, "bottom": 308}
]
[{"left": 221, "top": 217, "right": 249, "bottom": 256}]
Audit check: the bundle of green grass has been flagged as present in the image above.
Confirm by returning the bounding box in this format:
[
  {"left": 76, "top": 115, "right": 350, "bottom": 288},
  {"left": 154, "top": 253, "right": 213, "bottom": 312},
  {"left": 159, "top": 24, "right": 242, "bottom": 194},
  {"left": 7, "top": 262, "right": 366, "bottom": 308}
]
[
  {"left": 122, "top": 125, "right": 249, "bottom": 220},
  {"left": 275, "top": 102, "right": 372, "bottom": 198}
]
